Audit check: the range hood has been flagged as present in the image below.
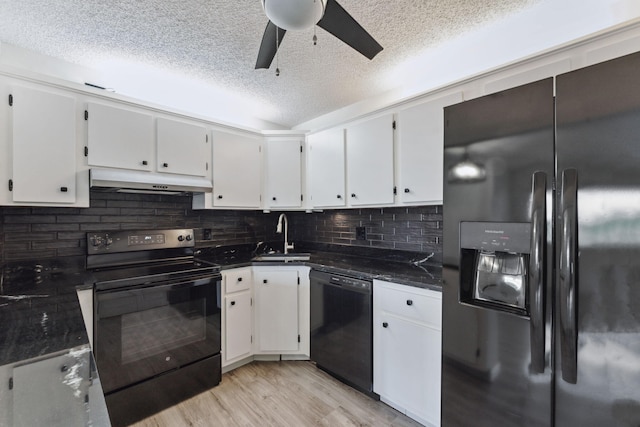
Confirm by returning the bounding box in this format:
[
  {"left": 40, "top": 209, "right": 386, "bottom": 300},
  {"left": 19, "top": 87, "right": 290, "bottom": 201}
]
[{"left": 90, "top": 168, "right": 212, "bottom": 195}]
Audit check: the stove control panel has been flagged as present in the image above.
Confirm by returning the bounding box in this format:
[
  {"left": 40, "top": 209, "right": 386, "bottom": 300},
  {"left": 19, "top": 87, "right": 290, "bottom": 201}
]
[
  {"left": 128, "top": 233, "right": 165, "bottom": 246},
  {"left": 87, "top": 229, "right": 195, "bottom": 253}
]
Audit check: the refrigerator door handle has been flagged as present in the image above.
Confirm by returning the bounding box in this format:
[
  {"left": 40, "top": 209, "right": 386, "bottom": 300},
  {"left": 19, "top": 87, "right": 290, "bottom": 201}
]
[
  {"left": 559, "top": 168, "right": 578, "bottom": 384},
  {"left": 529, "top": 171, "right": 546, "bottom": 373}
]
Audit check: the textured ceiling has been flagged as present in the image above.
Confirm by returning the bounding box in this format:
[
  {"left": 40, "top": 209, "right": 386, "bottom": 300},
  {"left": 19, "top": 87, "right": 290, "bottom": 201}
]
[{"left": 0, "top": 0, "right": 539, "bottom": 127}]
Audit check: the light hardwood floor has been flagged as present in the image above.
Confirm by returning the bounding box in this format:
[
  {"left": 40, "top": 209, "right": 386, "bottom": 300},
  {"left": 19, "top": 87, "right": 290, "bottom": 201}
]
[{"left": 131, "top": 361, "right": 423, "bottom": 427}]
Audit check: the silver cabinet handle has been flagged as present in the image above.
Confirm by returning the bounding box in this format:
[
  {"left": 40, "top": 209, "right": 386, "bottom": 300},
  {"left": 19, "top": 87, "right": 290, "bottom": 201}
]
[
  {"left": 559, "top": 168, "right": 578, "bottom": 384},
  {"left": 529, "top": 171, "right": 546, "bottom": 374}
]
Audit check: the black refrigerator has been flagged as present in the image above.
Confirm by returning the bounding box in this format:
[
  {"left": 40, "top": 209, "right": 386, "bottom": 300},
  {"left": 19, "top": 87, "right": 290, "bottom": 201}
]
[{"left": 442, "top": 51, "right": 640, "bottom": 426}]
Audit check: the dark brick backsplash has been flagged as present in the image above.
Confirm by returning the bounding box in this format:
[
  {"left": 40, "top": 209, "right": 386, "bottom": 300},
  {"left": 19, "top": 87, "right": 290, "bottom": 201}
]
[
  {"left": 288, "top": 205, "right": 443, "bottom": 262},
  {"left": 0, "top": 191, "right": 442, "bottom": 264},
  {"left": 0, "top": 191, "right": 282, "bottom": 263}
]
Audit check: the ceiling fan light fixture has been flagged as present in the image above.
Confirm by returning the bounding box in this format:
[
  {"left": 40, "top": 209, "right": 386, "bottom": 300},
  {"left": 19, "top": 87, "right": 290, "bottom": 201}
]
[
  {"left": 447, "top": 159, "right": 487, "bottom": 183},
  {"left": 262, "top": 0, "right": 326, "bottom": 31}
]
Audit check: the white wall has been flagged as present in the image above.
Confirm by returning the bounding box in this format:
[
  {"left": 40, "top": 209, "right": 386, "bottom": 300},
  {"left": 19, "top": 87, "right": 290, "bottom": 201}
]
[
  {"left": 3, "top": 0, "right": 640, "bottom": 133},
  {"left": 0, "top": 42, "right": 286, "bottom": 131},
  {"left": 295, "top": 0, "right": 640, "bottom": 132}
]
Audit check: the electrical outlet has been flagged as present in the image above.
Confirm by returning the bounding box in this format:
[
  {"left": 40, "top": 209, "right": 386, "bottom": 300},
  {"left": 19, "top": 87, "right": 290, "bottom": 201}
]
[
  {"left": 203, "top": 228, "right": 212, "bottom": 240},
  {"left": 356, "top": 226, "right": 366, "bottom": 240}
]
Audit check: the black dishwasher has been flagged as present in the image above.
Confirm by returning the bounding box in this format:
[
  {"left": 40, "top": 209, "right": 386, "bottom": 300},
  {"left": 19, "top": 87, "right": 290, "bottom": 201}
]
[{"left": 309, "top": 269, "right": 376, "bottom": 398}]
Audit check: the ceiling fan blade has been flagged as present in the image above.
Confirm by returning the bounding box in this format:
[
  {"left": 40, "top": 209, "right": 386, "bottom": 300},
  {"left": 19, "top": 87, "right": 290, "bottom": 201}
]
[
  {"left": 255, "top": 21, "right": 287, "bottom": 69},
  {"left": 317, "top": 0, "right": 383, "bottom": 60}
]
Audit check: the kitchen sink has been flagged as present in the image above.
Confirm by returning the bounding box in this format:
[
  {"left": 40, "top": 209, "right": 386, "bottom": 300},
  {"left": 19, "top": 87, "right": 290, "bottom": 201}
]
[{"left": 252, "top": 253, "right": 311, "bottom": 262}]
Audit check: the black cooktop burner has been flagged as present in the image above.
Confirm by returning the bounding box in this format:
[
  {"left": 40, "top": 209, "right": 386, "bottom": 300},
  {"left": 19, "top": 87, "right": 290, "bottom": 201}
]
[{"left": 86, "top": 229, "right": 221, "bottom": 291}]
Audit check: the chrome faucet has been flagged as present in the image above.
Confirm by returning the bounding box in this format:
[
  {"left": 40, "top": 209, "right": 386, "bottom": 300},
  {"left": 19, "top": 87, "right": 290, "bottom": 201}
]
[{"left": 276, "top": 213, "right": 294, "bottom": 254}]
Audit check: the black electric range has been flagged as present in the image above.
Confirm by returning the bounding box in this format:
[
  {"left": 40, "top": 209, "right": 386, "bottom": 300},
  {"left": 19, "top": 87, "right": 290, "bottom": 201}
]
[{"left": 87, "top": 229, "right": 222, "bottom": 427}]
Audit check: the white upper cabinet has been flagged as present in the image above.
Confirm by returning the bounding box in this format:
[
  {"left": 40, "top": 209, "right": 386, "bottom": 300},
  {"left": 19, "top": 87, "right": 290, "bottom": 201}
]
[
  {"left": 265, "top": 139, "right": 302, "bottom": 209},
  {"left": 396, "top": 92, "right": 463, "bottom": 205},
  {"left": 86, "top": 102, "right": 154, "bottom": 171},
  {"left": 346, "top": 114, "right": 395, "bottom": 206},
  {"left": 212, "top": 130, "right": 262, "bottom": 208},
  {"left": 307, "top": 128, "right": 346, "bottom": 208},
  {"left": 10, "top": 86, "right": 77, "bottom": 204},
  {"left": 156, "top": 117, "right": 209, "bottom": 176},
  {"left": 87, "top": 103, "right": 209, "bottom": 178}
]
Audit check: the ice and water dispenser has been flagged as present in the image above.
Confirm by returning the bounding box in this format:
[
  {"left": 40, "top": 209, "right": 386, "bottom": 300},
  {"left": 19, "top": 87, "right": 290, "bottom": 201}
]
[{"left": 459, "top": 222, "right": 531, "bottom": 316}]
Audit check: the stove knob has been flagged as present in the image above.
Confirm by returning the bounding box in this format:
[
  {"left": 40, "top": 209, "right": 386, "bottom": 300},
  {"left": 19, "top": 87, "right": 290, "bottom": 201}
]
[
  {"left": 186, "top": 235, "right": 192, "bottom": 241},
  {"left": 178, "top": 235, "right": 185, "bottom": 242},
  {"left": 105, "top": 237, "right": 113, "bottom": 246},
  {"left": 91, "top": 236, "right": 102, "bottom": 247}
]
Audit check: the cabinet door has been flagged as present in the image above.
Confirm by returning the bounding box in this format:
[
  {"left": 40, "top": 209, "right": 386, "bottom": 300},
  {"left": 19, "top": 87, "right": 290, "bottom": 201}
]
[
  {"left": 156, "top": 117, "right": 208, "bottom": 176},
  {"left": 13, "top": 346, "right": 92, "bottom": 426},
  {"left": 308, "top": 128, "right": 346, "bottom": 208},
  {"left": 265, "top": 139, "right": 302, "bottom": 208},
  {"left": 225, "top": 291, "right": 253, "bottom": 363},
  {"left": 376, "top": 314, "right": 441, "bottom": 427},
  {"left": 11, "top": 86, "right": 76, "bottom": 203},
  {"left": 254, "top": 269, "right": 299, "bottom": 352},
  {"left": 346, "top": 114, "right": 394, "bottom": 206},
  {"left": 212, "top": 130, "right": 262, "bottom": 208},
  {"left": 396, "top": 92, "right": 463, "bottom": 204},
  {"left": 87, "top": 102, "right": 154, "bottom": 171},
  {"left": 374, "top": 280, "right": 442, "bottom": 427}
]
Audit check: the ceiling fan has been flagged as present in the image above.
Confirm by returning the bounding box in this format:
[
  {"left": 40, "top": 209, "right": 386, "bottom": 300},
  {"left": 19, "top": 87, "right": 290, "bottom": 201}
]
[{"left": 255, "top": 0, "right": 383, "bottom": 70}]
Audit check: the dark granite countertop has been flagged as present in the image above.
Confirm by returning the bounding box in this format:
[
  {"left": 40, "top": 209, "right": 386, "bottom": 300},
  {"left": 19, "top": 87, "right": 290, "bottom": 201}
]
[
  {"left": 196, "top": 242, "right": 442, "bottom": 291},
  {"left": 0, "top": 258, "right": 109, "bottom": 426},
  {"left": 0, "top": 258, "right": 94, "bottom": 367},
  {"left": 0, "top": 243, "right": 439, "bottom": 426}
]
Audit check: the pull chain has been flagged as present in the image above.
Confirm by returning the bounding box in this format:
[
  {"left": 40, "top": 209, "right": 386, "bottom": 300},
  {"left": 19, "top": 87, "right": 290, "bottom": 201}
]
[
  {"left": 313, "top": 26, "right": 317, "bottom": 45},
  {"left": 275, "top": 25, "right": 280, "bottom": 76}
]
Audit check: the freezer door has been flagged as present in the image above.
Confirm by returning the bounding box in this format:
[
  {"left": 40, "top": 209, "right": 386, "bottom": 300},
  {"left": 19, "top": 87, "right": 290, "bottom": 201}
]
[
  {"left": 555, "top": 50, "right": 640, "bottom": 426},
  {"left": 442, "top": 78, "right": 554, "bottom": 426}
]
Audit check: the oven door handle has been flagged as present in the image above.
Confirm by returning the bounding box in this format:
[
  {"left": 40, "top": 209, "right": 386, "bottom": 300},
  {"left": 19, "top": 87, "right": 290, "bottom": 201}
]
[
  {"left": 95, "top": 273, "right": 221, "bottom": 294},
  {"left": 95, "top": 275, "right": 221, "bottom": 318}
]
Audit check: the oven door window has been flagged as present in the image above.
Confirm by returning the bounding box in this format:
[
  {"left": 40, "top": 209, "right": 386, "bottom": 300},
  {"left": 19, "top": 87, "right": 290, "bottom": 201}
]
[{"left": 95, "top": 277, "right": 221, "bottom": 394}]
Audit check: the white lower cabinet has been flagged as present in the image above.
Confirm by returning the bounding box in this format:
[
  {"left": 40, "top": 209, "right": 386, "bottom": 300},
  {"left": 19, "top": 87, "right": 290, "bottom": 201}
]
[
  {"left": 373, "top": 279, "right": 442, "bottom": 427},
  {"left": 11, "top": 346, "right": 94, "bottom": 427},
  {"left": 222, "top": 266, "right": 310, "bottom": 369},
  {"left": 224, "top": 291, "right": 253, "bottom": 362},
  {"left": 253, "top": 268, "right": 300, "bottom": 353},
  {"left": 222, "top": 268, "right": 253, "bottom": 367}
]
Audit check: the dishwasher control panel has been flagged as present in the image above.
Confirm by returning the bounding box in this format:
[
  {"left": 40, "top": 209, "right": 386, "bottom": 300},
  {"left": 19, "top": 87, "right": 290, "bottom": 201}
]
[{"left": 310, "top": 269, "right": 372, "bottom": 293}]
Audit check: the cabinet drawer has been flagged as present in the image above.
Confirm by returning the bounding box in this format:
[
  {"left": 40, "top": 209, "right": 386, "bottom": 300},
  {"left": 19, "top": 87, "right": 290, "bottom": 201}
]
[
  {"left": 224, "top": 268, "right": 252, "bottom": 293},
  {"left": 375, "top": 281, "right": 441, "bottom": 329}
]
